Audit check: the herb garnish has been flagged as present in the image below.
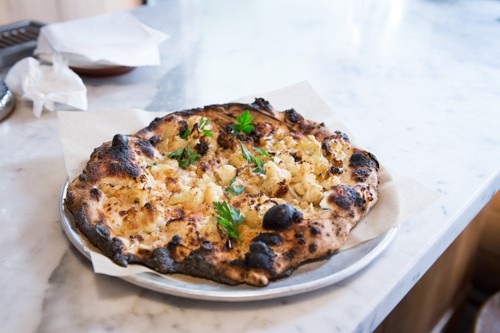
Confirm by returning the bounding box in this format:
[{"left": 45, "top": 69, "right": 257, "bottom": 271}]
[
  {"left": 182, "top": 117, "right": 213, "bottom": 139},
  {"left": 168, "top": 145, "right": 200, "bottom": 169},
  {"left": 253, "top": 155, "right": 266, "bottom": 174},
  {"left": 174, "top": 117, "right": 213, "bottom": 168},
  {"left": 199, "top": 117, "right": 214, "bottom": 138},
  {"left": 213, "top": 201, "right": 245, "bottom": 241},
  {"left": 181, "top": 129, "right": 191, "bottom": 139},
  {"left": 239, "top": 141, "right": 269, "bottom": 174},
  {"left": 232, "top": 110, "right": 254, "bottom": 134},
  {"left": 240, "top": 141, "right": 254, "bottom": 164},
  {"left": 225, "top": 178, "right": 246, "bottom": 196},
  {"left": 147, "top": 161, "right": 157, "bottom": 170},
  {"left": 254, "top": 147, "right": 274, "bottom": 161}
]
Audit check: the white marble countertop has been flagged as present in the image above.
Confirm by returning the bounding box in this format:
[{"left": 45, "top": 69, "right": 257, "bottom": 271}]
[{"left": 1, "top": 0, "right": 499, "bottom": 332}]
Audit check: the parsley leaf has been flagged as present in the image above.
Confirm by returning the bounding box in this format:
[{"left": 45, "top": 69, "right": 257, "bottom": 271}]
[
  {"left": 199, "top": 116, "right": 214, "bottom": 138},
  {"left": 168, "top": 145, "right": 200, "bottom": 169},
  {"left": 253, "top": 155, "right": 266, "bottom": 174},
  {"left": 182, "top": 129, "right": 192, "bottom": 139},
  {"left": 239, "top": 141, "right": 267, "bottom": 174},
  {"left": 232, "top": 110, "right": 254, "bottom": 134},
  {"left": 240, "top": 142, "right": 254, "bottom": 163},
  {"left": 181, "top": 117, "right": 213, "bottom": 139},
  {"left": 254, "top": 147, "right": 273, "bottom": 160},
  {"left": 213, "top": 201, "right": 245, "bottom": 241},
  {"left": 225, "top": 179, "right": 246, "bottom": 195}
]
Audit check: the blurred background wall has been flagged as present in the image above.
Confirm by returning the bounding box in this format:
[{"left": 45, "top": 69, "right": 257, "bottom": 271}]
[{"left": 0, "top": 0, "right": 143, "bottom": 25}]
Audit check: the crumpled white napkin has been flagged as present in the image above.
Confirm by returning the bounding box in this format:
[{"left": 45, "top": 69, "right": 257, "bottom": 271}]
[
  {"left": 34, "top": 11, "right": 169, "bottom": 68},
  {"left": 5, "top": 56, "right": 87, "bottom": 117}
]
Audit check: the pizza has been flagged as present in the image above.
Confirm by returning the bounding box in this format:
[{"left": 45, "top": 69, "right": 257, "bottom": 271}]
[{"left": 65, "top": 98, "right": 380, "bottom": 287}]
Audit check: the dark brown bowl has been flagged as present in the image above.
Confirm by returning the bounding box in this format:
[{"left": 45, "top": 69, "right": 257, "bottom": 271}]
[{"left": 70, "top": 65, "right": 135, "bottom": 77}]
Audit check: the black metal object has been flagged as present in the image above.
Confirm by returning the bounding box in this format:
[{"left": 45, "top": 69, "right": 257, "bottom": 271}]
[
  {"left": 0, "top": 20, "right": 44, "bottom": 68},
  {"left": 0, "top": 79, "right": 15, "bottom": 121}
]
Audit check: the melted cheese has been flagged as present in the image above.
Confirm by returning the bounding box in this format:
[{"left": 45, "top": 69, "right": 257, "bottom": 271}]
[{"left": 96, "top": 115, "right": 355, "bottom": 257}]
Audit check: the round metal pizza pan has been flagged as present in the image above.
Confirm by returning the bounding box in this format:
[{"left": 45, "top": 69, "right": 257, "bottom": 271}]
[{"left": 59, "top": 180, "right": 398, "bottom": 302}]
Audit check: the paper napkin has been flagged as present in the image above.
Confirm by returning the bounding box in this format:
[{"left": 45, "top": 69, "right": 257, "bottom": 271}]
[
  {"left": 34, "top": 11, "right": 169, "bottom": 68},
  {"left": 5, "top": 56, "right": 87, "bottom": 117}
]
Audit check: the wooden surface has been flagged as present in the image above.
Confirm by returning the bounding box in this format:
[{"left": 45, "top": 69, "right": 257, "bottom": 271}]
[
  {"left": 473, "top": 192, "right": 500, "bottom": 293},
  {"left": 374, "top": 206, "right": 489, "bottom": 333},
  {"left": 0, "top": 0, "right": 142, "bottom": 25}
]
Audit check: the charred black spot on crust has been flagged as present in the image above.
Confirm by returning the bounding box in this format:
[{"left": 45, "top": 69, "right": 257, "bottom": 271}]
[
  {"left": 84, "top": 135, "right": 143, "bottom": 182},
  {"left": 353, "top": 168, "right": 371, "bottom": 182},
  {"left": 275, "top": 184, "right": 289, "bottom": 197},
  {"left": 284, "top": 109, "right": 304, "bottom": 123},
  {"left": 217, "top": 124, "right": 235, "bottom": 150},
  {"left": 250, "top": 98, "right": 273, "bottom": 112},
  {"left": 107, "top": 159, "right": 141, "bottom": 180},
  {"left": 330, "top": 166, "right": 343, "bottom": 175},
  {"left": 248, "top": 130, "right": 262, "bottom": 143},
  {"left": 309, "top": 243, "right": 318, "bottom": 253},
  {"left": 349, "top": 151, "right": 378, "bottom": 170},
  {"left": 310, "top": 225, "right": 321, "bottom": 236},
  {"left": 171, "top": 235, "right": 182, "bottom": 245},
  {"left": 335, "top": 130, "right": 350, "bottom": 142},
  {"left": 195, "top": 141, "right": 209, "bottom": 156},
  {"left": 295, "top": 231, "right": 304, "bottom": 238},
  {"left": 143, "top": 247, "right": 175, "bottom": 273},
  {"left": 324, "top": 131, "right": 350, "bottom": 143},
  {"left": 149, "top": 135, "right": 159, "bottom": 146},
  {"left": 291, "top": 152, "right": 302, "bottom": 162},
  {"left": 112, "top": 134, "right": 128, "bottom": 147},
  {"left": 327, "top": 185, "right": 365, "bottom": 209},
  {"left": 130, "top": 234, "right": 144, "bottom": 242},
  {"left": 89, "top": 188, "right": 102, "bottom": 201},
  {"left": 74, "top": 207, "right": 129, "bottom": 267},
  {"left": 252, "top": 233, "right": 282, "bottom": 246},
  {"left": 145, "top": 117, "right": 163, "bottom": 132},
  {"left": 173, "top": 245, "right": 241, "bottom": 285},
  {"left": 167, "top": 208, "right": 185, "bottom": 222},
  {"left": 297, "top": 237, "right": 307, "bottom": 245},
  {"left": 246, "top": 193, "right": 265, "bottom": 198},
  {"left": 263, "top": 204, "right": 303, "bottom": 230},
  {"left": 78, "top": 174, "right": 87, "bottom": 182},
  {"left": 237, "top": 133, "right": 254, "bottom": 145},
  {"left": 249, "top": 122, "right": 275, "bottom": 144},
  {"left": 245, "top": 241, "right": 275, "bottom": 271},
  {"left": 283, "top": 250, "right": 296, "bottom": 261},
  {"left": 136, "top": 139, "right": 155, "bottom": 158},
  {"left": 322, "top": 140, "right": 333, "bottom": 156},
  {"left": 95, "top": 224, "right": 110, "bottom": 238},
  {"left": 178, "top": 120, "right": 189, "bottom": 137},
  {"left": 298, "top": 122, "right": 316, "bottom": 135},
  {"left": 111, "top": 239, "right": 128, "bottom": 266},
  {"left": 143, "top": 202, "right": 154, "bottom": 212},
  {"left": 368, "top": 152, "right": 380, "bottom": 170},
  {"left": 98, "top": 137, "right": 142, "bottom": 181},
  {"left": 175, "top": 108, "right": 204, "bottom": 118},
  {"left": 167, "top": 235, "right": 182, "bottom": 252}
]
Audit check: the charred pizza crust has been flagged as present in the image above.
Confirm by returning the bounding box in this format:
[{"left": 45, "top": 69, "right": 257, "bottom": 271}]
[{"left": 65, "top": 98, "right": 380, "bottom": 286}]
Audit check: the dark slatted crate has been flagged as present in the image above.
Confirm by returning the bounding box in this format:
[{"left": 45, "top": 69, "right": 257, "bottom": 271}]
[{"left": 0, "top": 20, "right": 44, "bottom": 68}]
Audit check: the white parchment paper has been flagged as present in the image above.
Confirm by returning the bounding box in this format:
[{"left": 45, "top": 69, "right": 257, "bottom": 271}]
[{"left": 58, "top": 81, "right": 439, "bottom": 277}]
